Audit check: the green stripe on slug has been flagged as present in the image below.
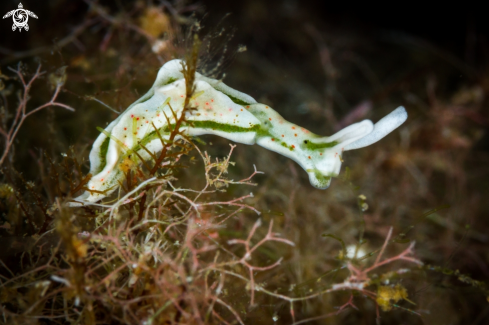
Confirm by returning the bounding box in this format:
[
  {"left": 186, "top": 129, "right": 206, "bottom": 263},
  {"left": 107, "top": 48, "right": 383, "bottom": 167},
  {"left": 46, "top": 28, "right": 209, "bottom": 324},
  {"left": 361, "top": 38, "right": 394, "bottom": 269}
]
[
  {"left": 95, "top": 127, "right": 136, "bottom": 174},
  {"left": 96, "top": 127, "right": 128, "bottom": 150},
  {"left": 314, "top": 171, "right": 332, "bottom": 188},
  {"left": 163, "top": 121, "right": 261, "bottom": 134},
  {"left": 160, "top": 77, "right": 177, "bottom": 87},
  {"left": 165, "top": 77, "right": 177, "bottom": 85},
  {"left": 96, "top": 136, "right": 111, "bottom": 174},
  {"left": 226, "top": 94, "right": 252, "bottom": 106},
  {"left": 191, "top": 120, "right": 260, "bottom": 133},
  {"left": 303, "top": 140, "right": 339, "bottom": 150}
]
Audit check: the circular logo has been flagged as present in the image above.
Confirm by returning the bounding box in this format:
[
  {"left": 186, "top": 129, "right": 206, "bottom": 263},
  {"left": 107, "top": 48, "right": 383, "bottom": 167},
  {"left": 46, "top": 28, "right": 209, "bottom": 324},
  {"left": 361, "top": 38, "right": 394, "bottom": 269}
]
[{"left": 13, "top": 9, "right": 28, "bottom": 28}]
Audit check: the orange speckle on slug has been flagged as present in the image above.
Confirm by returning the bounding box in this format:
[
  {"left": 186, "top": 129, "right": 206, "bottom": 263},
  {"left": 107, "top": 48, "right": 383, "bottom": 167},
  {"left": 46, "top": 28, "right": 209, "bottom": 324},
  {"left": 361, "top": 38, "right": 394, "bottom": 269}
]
[
  {"left": 294, "top": 133, "right": 297, "bottom": 137},
  {"left": 269, "top": 118, "right": 272, "bottom": 121},
  {"left": 292, "top": 126, "right": 296, "bottom": 129},
  {"left": 281, "top": 135, "right": 284, "bottom": 137},
  {"left": 308, "top": 156, "right": 311, "bottom": 159}
]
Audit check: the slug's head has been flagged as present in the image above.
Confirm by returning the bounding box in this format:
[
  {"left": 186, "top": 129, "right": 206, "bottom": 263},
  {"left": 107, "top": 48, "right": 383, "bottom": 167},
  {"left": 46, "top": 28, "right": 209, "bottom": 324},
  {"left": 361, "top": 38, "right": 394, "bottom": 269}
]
[
  {"left": 304, "top": 120, "right": 374, "bottom": 189},
  {"left": 305, "top": 106, "right": 408, "bottom": 189}
]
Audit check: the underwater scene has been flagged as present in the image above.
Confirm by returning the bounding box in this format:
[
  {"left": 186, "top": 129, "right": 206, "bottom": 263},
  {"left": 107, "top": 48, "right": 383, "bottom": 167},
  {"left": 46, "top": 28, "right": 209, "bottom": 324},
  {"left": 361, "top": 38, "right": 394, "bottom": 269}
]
[{"left": 0, "top": 1, "right": 488, "bottom": 324}]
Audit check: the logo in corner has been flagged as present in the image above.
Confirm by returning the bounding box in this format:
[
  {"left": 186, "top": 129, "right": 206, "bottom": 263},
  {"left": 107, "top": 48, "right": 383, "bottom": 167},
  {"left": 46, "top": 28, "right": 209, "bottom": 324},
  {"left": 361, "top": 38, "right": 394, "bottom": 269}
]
[{"left": 2, "top": 3, "right": 38, "bottom": 32}]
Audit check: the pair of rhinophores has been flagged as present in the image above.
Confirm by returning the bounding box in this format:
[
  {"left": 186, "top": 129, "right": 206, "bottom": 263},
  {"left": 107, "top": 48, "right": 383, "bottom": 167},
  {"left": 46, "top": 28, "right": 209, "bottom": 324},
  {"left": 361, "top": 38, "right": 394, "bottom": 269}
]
[{"left": 71, "top": 59, "right": 407, "bottom": 205}]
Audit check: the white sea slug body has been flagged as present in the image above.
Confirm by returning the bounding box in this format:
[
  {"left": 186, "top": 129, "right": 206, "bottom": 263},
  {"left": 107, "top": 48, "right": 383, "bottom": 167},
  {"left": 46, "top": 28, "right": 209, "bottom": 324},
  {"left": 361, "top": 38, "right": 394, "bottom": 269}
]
[{"left": 73, "top": 59, "right": 407, "bottom": 204}]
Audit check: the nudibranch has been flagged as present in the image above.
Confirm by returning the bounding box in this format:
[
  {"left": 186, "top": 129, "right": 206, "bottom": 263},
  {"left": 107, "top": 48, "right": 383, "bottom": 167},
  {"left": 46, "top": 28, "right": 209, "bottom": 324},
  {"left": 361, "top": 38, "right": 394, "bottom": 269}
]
[{"left": 72, "top": 59, "right": 407, "bottom": 204}]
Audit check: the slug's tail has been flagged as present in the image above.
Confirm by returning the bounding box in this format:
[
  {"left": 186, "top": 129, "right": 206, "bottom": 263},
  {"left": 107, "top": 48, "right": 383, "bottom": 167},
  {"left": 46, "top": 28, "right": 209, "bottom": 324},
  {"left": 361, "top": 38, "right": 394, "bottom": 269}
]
[{"left": 306, "top": 106, "right": 407, "bottom": 190}]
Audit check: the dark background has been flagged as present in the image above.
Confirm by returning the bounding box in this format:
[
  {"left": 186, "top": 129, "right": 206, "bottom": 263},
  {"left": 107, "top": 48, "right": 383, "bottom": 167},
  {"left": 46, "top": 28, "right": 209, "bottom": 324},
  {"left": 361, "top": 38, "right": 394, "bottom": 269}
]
[{"left": 1, "top": 1, "right": 487, "bottom": 55}]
